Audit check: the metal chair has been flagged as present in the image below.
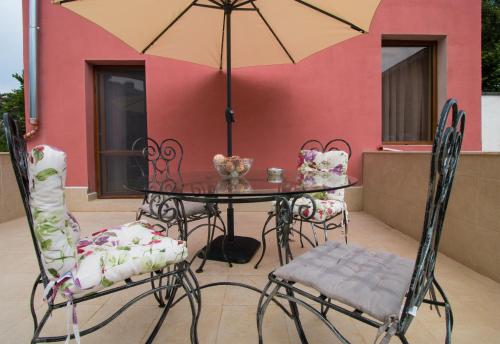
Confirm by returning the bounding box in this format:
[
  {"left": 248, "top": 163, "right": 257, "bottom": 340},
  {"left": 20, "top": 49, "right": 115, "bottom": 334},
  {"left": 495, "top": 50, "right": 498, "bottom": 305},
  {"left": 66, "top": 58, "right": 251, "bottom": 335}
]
[
  {"left": 3, "top": 113, "right": 201, "bottom": 344},
  {"left": 254, "top": 139, "right": 351, "bottom": 269},
  {"left": 132, "top": 137, "right": 230, "bottom": 272},
  {"left": 257, "top": 98, "right": 464, "bottom": 344}
]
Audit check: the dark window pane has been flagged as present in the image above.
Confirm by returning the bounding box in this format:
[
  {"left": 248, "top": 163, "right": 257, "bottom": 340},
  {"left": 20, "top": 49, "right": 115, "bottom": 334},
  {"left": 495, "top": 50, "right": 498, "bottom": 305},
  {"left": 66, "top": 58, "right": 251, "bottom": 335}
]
[
  {"left": 382, "top": 44, "right": 434, "bottom": 142},
  {"left": 99, "top": 155, "right": 147, "bottom": 196},
  {"left": 96, "top": 68, "right": 147, "bottom": 197}
]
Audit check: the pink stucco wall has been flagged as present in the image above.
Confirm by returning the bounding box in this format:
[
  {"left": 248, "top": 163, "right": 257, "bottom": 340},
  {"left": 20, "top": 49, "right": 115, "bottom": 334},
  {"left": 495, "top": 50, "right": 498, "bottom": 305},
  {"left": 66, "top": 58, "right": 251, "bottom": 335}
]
[{"left": 22, "top": 0, "right": 482, "bottom": 190}]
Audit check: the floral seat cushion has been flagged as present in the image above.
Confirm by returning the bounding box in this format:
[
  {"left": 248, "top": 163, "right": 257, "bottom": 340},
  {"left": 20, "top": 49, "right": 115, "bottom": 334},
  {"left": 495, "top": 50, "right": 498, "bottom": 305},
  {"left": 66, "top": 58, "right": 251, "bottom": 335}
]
[
  {"left": 293, "top": 198, "right": 346, "bottom": 222},
  {"left": 72, "top": 221, "right": 187, "bottom": 293}
]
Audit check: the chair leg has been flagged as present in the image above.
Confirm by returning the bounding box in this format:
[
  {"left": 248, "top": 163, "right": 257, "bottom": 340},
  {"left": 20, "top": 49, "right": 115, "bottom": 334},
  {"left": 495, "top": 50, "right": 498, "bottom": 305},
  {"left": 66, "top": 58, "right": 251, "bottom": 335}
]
[
  {"left": 150, "top": 271, "right": 166, "bottom": 307},
  {"left": 136, "top": 209, "right": 143, "bottom": 221},
  {"left": 257, "top": 281, "right": 281, "bottom": 344},
  {"left": 215, "top": 211, "right": 232, "bottom": 268},
  {"left": 398, "top": 334, "right": 409, "bottom": 344},
  {"left": 254, "top": 213, "right": 275, "bottom": 269},
  {"left": 31, "top": 306, "right": 53, "bottom": 344},
  {"left": 428, "top": 284, "right": 442, "bottom": 317},
  {"left": 286, "top": 287, "right": 309, "bottom": 344},
  {"left": 30, "top": 273, "right": 41, "bottom": 334},
  {"left": 298, "top": 219, "right": 304, "bottom": 248},
  {"left": 195, "top": 215, "right": 215, "bottom": 273},
  {"left": 145, "top": 280, "right": 180, "bottom": 343},
  {"left": 181, "top": 269, "right": 201, "bottom": 344},
  {"left": 322, "top": 221, "right": 328, "bottom": 242},
  {"left": 343, "top": 210, "right": 348, "bottom": 244},
  {"left": 433, "top": 278, "right": 453, "bottom": 344},
  {"left": 310, "top": 223, "right": 319, "bottom": 246}
]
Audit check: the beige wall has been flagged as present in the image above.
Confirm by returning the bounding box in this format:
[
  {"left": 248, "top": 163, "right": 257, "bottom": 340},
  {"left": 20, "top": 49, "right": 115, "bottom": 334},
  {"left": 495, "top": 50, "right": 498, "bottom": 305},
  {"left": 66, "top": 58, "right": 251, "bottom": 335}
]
[
  {"left": 0, "top": 153, "right": 25, "bottom": 223},
  {"left": 363, "top": 151, "right": 500, "bottom": 283}
]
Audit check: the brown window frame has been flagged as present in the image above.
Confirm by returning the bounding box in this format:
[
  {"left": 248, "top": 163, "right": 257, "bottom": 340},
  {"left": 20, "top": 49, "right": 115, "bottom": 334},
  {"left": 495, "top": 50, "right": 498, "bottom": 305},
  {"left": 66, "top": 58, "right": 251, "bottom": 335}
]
[
  {"left": 94, "top": 65, "right": 147, "bottom": 199},
  {"left": 381, "top": 40, "right": 438, "bottom": 145}
]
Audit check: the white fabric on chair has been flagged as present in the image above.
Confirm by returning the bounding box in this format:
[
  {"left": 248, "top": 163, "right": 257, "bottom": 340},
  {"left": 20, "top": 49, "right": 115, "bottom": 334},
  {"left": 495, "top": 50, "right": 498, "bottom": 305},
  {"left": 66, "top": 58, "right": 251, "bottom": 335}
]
[
  {"left": 28, "top": 145, "right": 188, "bottom": 293},
  {"left": 141, "top": 200, "right": 207, "bottom": 220}
]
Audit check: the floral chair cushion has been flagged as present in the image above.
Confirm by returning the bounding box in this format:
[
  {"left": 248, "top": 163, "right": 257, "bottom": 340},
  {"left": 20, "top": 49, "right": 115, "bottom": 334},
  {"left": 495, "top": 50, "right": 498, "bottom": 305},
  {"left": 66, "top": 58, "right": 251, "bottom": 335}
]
[
  {"left": 29, "top": 145, "right": 188, "bottom": 293},
  {"left": 297, "top": 149, "right": 348, "bottom": 202},
  {"left": 293, "top": 198, "right": 346, "bottom": 222},
  {"left": 70, "top": 221, "right": 187, "bottom": 294},
  {"left": 29, "top": 145, "right": 80, "bottom": 280}
]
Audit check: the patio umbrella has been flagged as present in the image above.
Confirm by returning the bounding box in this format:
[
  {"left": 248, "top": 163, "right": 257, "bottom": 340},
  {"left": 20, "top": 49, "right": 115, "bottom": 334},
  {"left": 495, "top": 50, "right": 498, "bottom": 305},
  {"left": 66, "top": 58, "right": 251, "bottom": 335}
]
[
  {"left": 54, "top": 0, "right": 380, "bottom": 156},
  {"left": 53, "top": 0, "right": 381, "bottom": 262}
]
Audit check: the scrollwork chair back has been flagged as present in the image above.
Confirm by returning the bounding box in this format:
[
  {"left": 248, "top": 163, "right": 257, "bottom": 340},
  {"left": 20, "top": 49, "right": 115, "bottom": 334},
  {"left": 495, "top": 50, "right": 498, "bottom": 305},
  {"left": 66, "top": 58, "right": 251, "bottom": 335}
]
[
  {"left": 399, "top": 98, "right": 465, "bottom": 334},
  {"left": 132, "top": 137, "right": 184, "bottom": 192},
  {"left": 300, "top": 138, "right": 352, "bottom": 158}
]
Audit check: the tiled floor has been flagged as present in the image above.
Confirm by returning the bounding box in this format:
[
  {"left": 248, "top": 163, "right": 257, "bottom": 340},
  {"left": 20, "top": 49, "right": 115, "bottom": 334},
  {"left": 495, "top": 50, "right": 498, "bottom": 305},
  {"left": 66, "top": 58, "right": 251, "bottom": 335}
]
[{"left": 0, "top": 211, "right": 499, "bottom": 343}]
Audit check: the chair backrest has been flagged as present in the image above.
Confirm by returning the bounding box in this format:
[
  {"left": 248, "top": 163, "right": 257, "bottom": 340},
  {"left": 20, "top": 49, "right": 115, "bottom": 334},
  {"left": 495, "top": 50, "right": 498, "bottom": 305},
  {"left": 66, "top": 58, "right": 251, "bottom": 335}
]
[
  {"left": 131, "top": 137, "right": 184, "bottom": 192},
  {"left": 300, "top": 138, "right": 352, "bottom": 159},
  {"left": 299, "top": 139, "right": 351, "bottom": 201},
  {"left": 3, "top": 113, "right": 48, "bottom": 285},
  {"left": 399, "top": 99, "right": 465, "bottom": 330}
]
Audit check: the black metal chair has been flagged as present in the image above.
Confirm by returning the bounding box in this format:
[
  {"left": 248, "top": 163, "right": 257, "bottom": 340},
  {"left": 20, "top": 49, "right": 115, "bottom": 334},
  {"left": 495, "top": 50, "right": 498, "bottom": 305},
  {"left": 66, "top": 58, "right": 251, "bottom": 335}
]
[
  {"left": 132, "top": 137, "right": 230, "bottom": 273},
  {"left": 3, "top": 113, "right": 201, "bottom": 344},
  {"left": 254, "top": 139, "right": 351, "bottom": 269},
  {"left": 257, "top": 98, "right": 464, "bottom": 344}
]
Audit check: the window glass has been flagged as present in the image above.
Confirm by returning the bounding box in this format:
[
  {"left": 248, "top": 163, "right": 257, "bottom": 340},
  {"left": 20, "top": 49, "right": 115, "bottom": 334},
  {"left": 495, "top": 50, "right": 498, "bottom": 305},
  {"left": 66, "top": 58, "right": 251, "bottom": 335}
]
[
  {"left": 382, "top": 42, "right": 435, "bottom": 143},
  {"left": 96, "top": 68, "right": 147, "bottom": 197}
]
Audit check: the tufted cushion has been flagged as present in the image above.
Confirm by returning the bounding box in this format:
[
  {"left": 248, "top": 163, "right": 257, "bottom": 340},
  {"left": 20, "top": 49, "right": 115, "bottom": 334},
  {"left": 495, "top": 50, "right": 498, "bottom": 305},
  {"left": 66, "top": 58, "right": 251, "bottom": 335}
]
[
  {"left": 141, "top": 200, "right": 207, "bottom": 220},
  {"left": 71, "top": 221, "right": 187, "bottom": 293},
  {"left": 29, "top": 145, "right": 80, "bottom": 280},
  {"left": 274, "top": 241, "right": 414, "bottom": 322}
]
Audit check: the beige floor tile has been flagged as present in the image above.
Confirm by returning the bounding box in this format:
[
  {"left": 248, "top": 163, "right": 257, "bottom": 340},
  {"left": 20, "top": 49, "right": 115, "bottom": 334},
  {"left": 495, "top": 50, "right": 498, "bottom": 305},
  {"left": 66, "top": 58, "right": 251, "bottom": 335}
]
[
  {"left": 1, "top": 211, "right": 500, "bottom": 343},
  {"left": 154, "top": 303, "right": 222, "bottom": 344},
  {"left": 287, "top": 308, "right": 367, "bottom": 344},
  {"left": 224, "top": 274, "right": 270, "bottom": 306},
  {"left": 217, "top": 305, "right": 289, "bottom": 344}
]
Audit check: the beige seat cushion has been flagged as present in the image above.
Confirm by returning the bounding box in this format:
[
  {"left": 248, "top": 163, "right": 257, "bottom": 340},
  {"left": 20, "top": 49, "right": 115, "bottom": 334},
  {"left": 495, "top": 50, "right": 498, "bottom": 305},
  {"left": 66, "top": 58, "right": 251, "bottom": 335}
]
[{"left": 274, "top": 241, "right": 414, "bottom": 322}]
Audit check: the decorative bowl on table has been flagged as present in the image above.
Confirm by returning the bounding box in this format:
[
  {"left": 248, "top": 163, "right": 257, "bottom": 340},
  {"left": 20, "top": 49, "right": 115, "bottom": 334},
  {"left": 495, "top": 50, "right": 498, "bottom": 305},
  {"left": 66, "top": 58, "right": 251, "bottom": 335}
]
[{"left": 213, "top": 154, "right": 253, "bottom": 178}]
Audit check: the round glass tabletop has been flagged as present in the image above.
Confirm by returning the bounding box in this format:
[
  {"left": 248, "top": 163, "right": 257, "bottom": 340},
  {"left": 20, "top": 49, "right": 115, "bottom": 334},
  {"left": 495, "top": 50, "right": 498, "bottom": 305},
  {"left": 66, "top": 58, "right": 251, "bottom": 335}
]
[{"left": 126, "top": 169, "right": 358, "bottom": 201}]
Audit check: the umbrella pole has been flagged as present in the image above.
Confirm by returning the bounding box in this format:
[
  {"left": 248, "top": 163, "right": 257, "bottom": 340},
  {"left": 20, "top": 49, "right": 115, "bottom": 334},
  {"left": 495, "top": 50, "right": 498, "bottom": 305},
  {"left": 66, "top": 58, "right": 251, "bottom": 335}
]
[
  {"left": 200, "top": 4, "right": 261, "bottom": 265},
  {"left": 225, "top": 4, "right": 235, "bottom": 242}
]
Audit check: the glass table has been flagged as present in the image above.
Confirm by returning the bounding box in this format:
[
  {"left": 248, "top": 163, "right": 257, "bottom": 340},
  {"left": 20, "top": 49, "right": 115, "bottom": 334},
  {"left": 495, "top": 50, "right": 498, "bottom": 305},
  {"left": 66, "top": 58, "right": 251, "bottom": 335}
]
[{"left": 127, "top": 169, "right": 358, "bottom": 264}]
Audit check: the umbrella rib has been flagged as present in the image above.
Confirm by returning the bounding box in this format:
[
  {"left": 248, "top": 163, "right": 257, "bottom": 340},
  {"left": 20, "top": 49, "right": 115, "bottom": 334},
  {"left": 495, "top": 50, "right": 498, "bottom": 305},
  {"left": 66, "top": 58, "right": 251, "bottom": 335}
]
[
  {"left": 234, "top": 0, "right": 255, "bottom": 8},
  {"left": 250, "top": 2, "right": 295, "bottom": 64},
  {"left": 208, "top": 0, "right": 225, "bottom": 7},
  {"left": 293, "top": 0, "right": 366, "bottom": 33},
  {"left": 219, "top": 11, "right": 226, "bottom": 70},
  {"left": 141, "top": 0, "right": 199, "bottom": 54},
  {"left": 194, "top": 3, "right": 222, "bottom": 9}
]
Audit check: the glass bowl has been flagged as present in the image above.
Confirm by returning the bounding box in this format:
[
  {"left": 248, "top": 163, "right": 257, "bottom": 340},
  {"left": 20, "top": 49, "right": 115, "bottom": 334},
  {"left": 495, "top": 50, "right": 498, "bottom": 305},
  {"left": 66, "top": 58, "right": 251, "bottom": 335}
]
[{"left": 214, "top": 157, "right": 253, "bottom": 178}]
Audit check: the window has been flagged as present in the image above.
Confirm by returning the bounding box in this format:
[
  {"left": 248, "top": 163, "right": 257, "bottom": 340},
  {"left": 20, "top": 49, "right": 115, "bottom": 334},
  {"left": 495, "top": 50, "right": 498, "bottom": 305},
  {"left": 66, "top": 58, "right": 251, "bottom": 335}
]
[
  {"left": 382, "top": 41, "right": 437, "bottom": 143},
  {"left": 95, "top": 66, "right": 147, "bottom": 197}
]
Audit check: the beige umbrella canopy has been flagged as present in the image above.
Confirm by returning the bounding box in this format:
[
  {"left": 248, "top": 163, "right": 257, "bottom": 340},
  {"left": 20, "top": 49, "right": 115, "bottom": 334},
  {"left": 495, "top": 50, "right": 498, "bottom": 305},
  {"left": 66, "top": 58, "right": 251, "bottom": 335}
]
[
  {"left": 53, "top": 0, "right": 381, "bottom": 262},
  {"left": 54, "top": 0, "right": 381, "bottom": 155},
  {"left": 53, "top": 0, "right": 380, "bottom": 69}
]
